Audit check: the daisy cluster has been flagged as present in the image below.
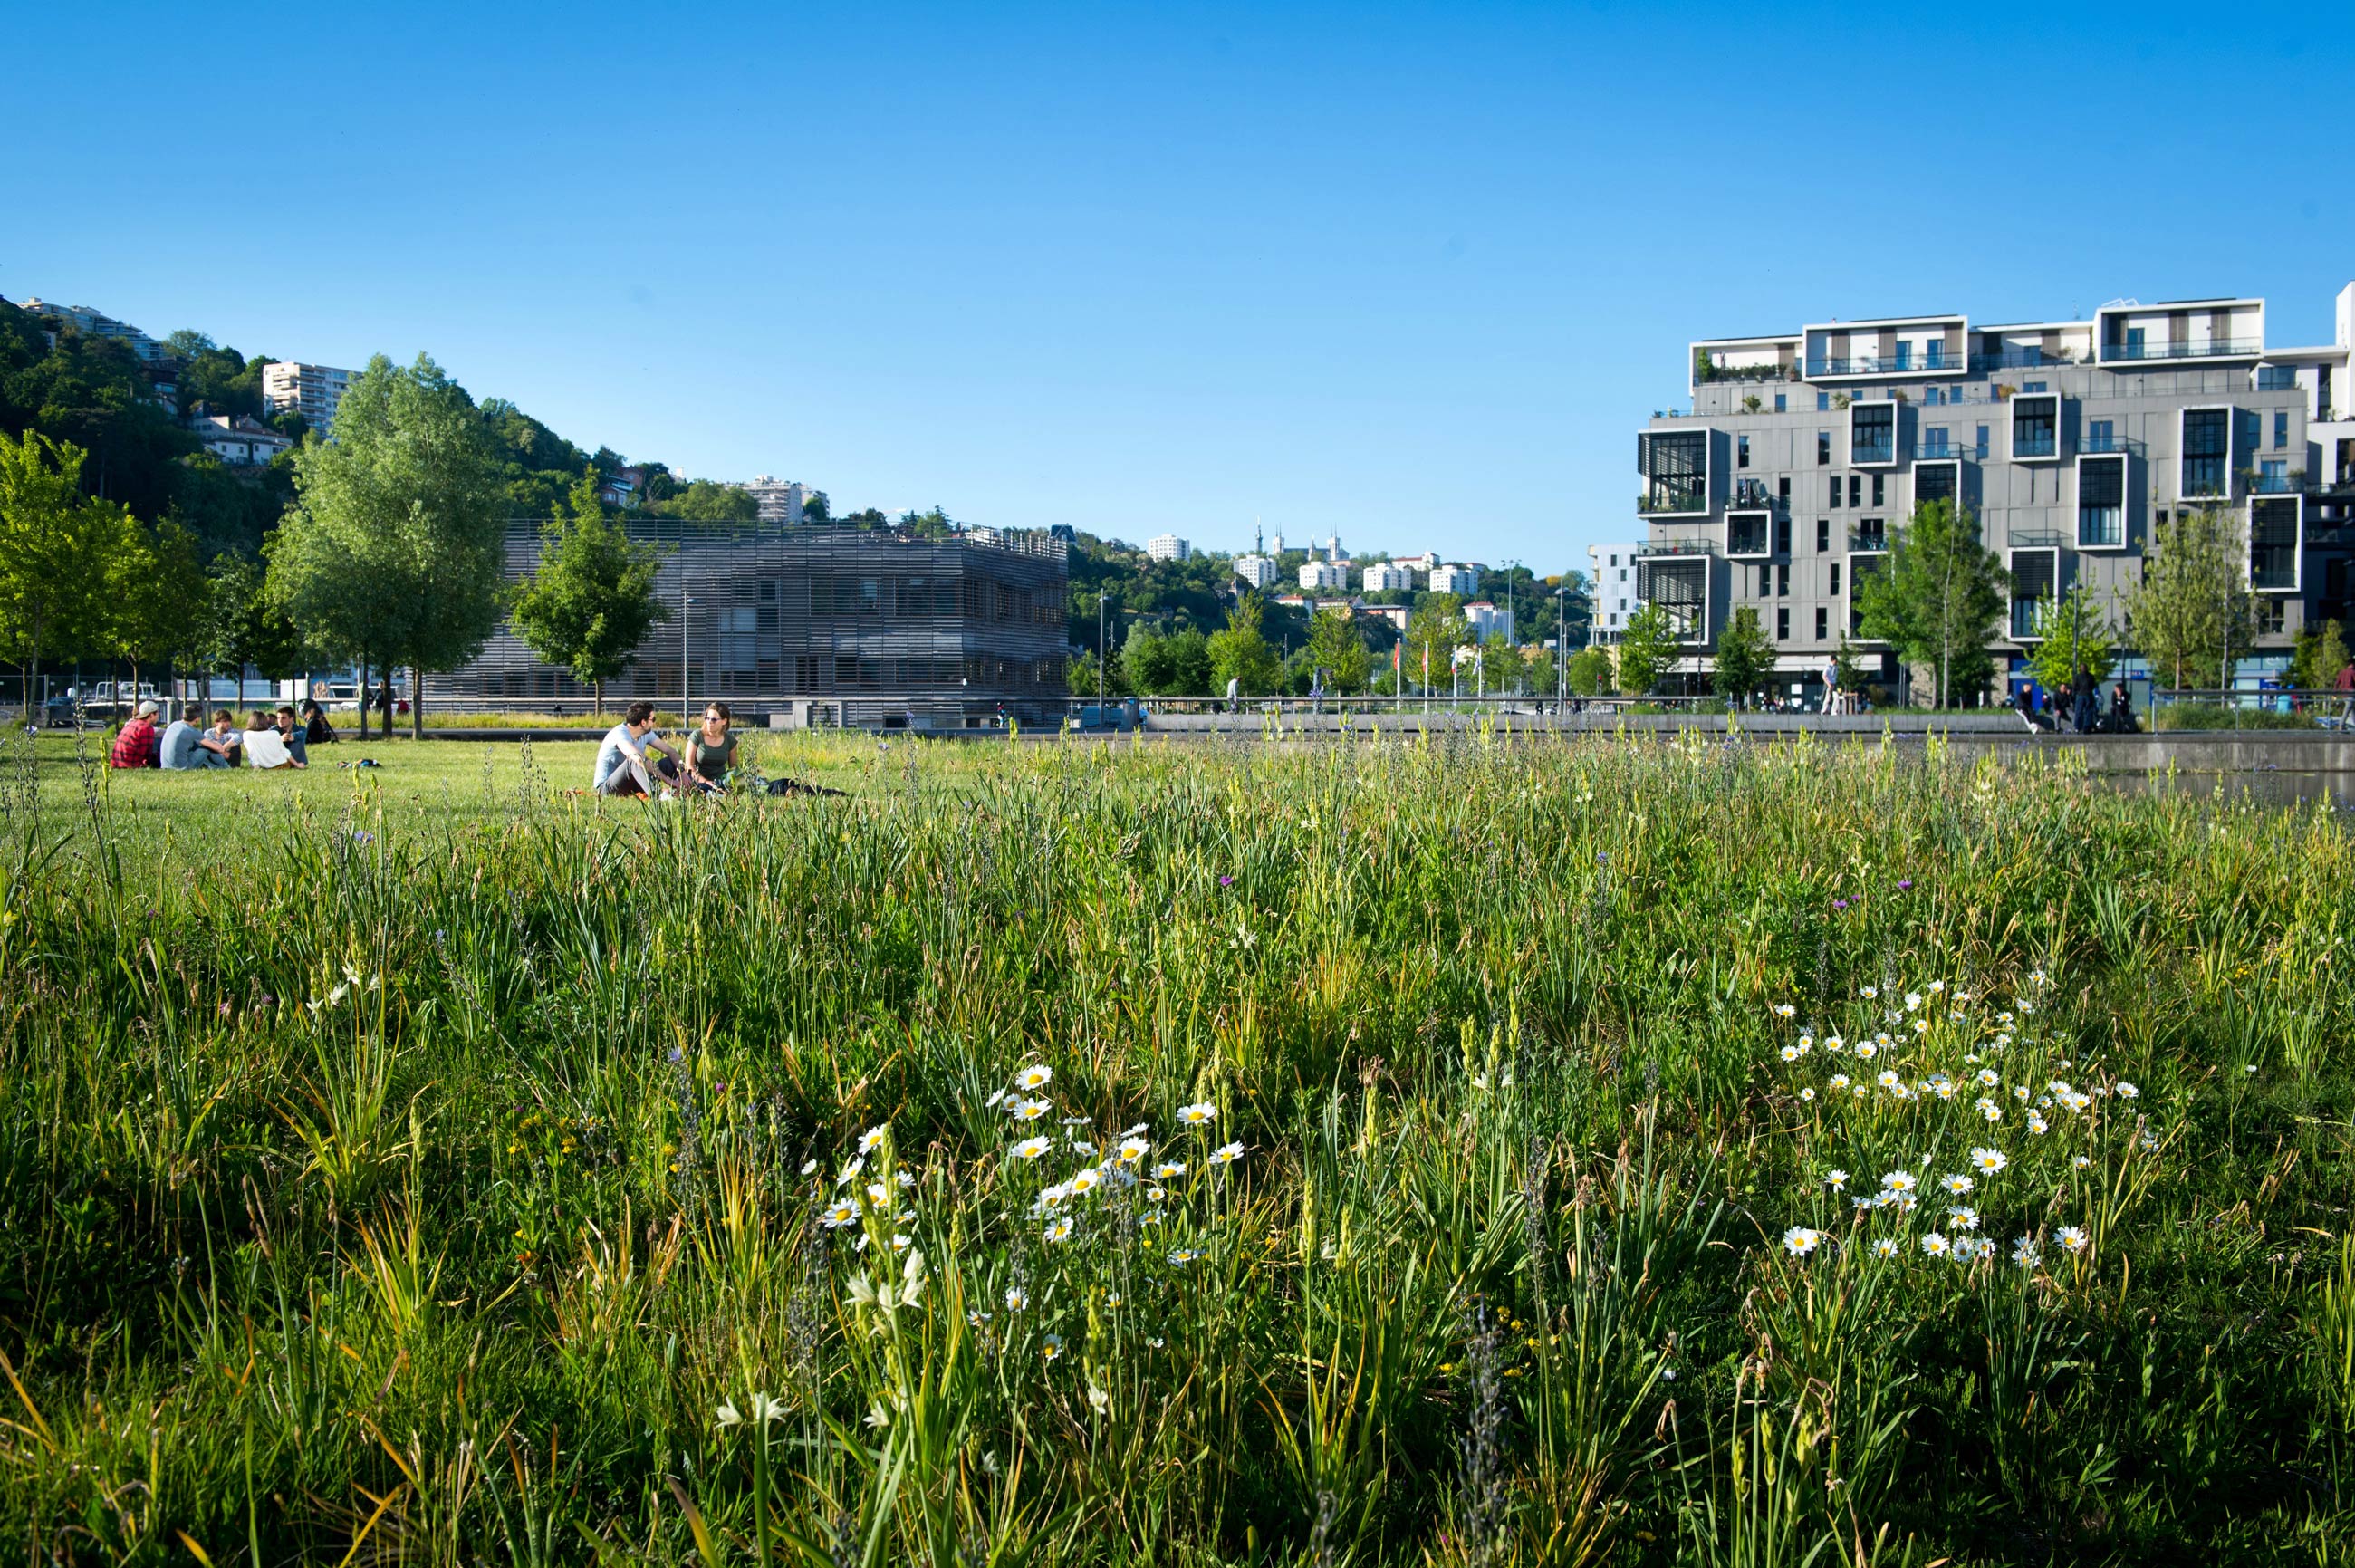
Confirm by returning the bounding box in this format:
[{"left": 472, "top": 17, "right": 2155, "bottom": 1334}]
[
  {"left": 1771, "top": 967, "right": 2144, "bottom": 1274},
  {"left": 984, "top": 1063, "right": 1245, "bottom": 1253}
]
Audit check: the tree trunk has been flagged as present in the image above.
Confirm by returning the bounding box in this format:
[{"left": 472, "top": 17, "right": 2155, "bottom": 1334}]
[
  {"left": 593, "top": 679, "right": 603, "bottom": 717},
  {"left": 358, "top": 657, "right": 370, "bottom": 739},
  {"left": 409, "top": 665, "right": 423, "bottom": 740}
]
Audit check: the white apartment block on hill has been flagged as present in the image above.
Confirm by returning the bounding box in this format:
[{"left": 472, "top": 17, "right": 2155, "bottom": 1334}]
[
  {"left": 19, "top": 298, "right": 168, "bottom": 363},
  {"left": 1463, "top": 601, "right": 1514, "bottom": 642},
  {"left": 1428, "top": 563, "right": 1480, "bottom": 596},
  {"left": 1300, "top": 557, "right": 1350, "bottom": 592},
  {"left": 745, "top": 476, "right": 823, "bottom": 524},
  {"left": 192, "top": 413, "right": 292, "bottom": 467},
  {"left": 1233, "top": 553, "right": 1278, "bottom": 589},
  {"left": 1360, "top": 560, "right": 1416, "bottom": 592},
  {"left": 1146, "top": 534, "right": 1191, "bottom": 563},
  {"left": 262, "top": 361, "right": 356, "bottom": 435}
]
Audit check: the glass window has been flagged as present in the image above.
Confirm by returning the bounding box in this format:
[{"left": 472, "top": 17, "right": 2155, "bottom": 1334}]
[
  {"left": 2181, "top": 408, "right": 2228, "bottom": 496},
  {"left": 2078, "top": 456, "right": 2125, "bottom": 547},
  {"left": 1871, "top": 474, "right": 1886, "bottom": 507},
  {"left": 1777, "top": 563, "right": 1790, "bottom": 598},
  {"left": 1975, "top": 424, "right": 1990, "bottom": 459},
  {"left": 1738, "top": 434, "right": 1751, "bottom": 468},
  {"left": 1816, "top": 518, "right": 1830, "bottom": 552},
  {"left": 1815, "top": 606, "right": 1829, "bottom": 640},
  {"left": 1830, "top": 563, "right": 1841, "bottom": 596},
  {"left": 1774, "top": 393, "right": 1787, "bottom": 412},
  {"left": 1818, "top": 391, "right": 1831, "bottom": 411},
  {"left": 2274, "top": 409, "right": 2289, "bottom": 448},
  {"left": 1849, "top": 475, "right": 1862, "bottom": 507},
  {"left": 1776, "top": 607, "right": 1790, "bottom": 639},
  {"left": 1850, "top": 402, "right": 1896, "bottom": 465},
  {"left": 1827, "top": 475, "right": 1841, "bottom": 508},
  {"left": 1779, "top": 476, "right": 1791, "bottom": 502},
  {"left": 1817, "top": 430, "right": 1831, "bottom": 465}
]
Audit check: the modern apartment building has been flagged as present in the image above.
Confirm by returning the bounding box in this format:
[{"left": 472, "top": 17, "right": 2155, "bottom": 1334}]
[
  {"left": 1360, "top": 560, "right": 1417, "bottom": 593},
  {"left": 1428, "top": 563, "right": 1479, "bottom": 597},
  {"left": 1585, "top": 543, "right": 1641, "bottom": 644},
  {"left": 1463, "top": 601, "right": 1514, "bottom": 642},
  {"left": 1146, "top": 534, "right": 1192, "bottom": 563},
  {"left": 1635, "top": 284, "right": 2355, "bottom": 698},
  {"left": 19, "top": 298, "right": 168, "bottom": 364},
  {"left": 262, "top": 361, "right": 356, "bottom": 435}
]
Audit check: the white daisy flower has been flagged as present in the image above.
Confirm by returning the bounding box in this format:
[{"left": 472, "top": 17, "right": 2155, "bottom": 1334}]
[
  {"left": 2071, "top": 1155, "right": 2092, "bottom": 1170},
  {"left": 1177, "top": 1102, "right": 1217, "bottom": 1127},
  {"left": 1825, "top": 1169, "right": 1850, "bottom": 1188},
  {"left": 1920, "top": 1232, "right": 1952, "bottom": 1258},
  {"left": 1879, "top": 1169, "right": 1918, "bottom": 1194},
  {"left": 820, "top": 1200, "right": 858, "bottom": 1228},
  {"left": 859, "top": 1125, "right": 889, "bottom": 1153},
  {"left": 1005, "top": 1287, "right": 1028, "bottom": 1310},
  {"left": 2056, "top": 1227, "right": 2089, "bottom": 1254},
  {"left": 1013, "top": 1136, "right": 1051, "bottom": 1160},
  {"left": 1209, "top": 1141, "right": 1244, "bottom": 1165},
  {"left": 1947, "top": 1207, "right": 1978, "bottom": 1230},
  {"left": 2011, "top": 1236, "right": 2040, "bottom": 1268},
  {"left": 1800, "top": 1087, "right": 1816, "bottom": 1102},
  {"left": 1015, "top": 1063, "right": 1053, "bottom": 1091},
  {"left": 1830, "top": 1073, "right": 1852, "bottom": 1091},
  {"left": 1773, "top": 1004, "right": 1796, "bottom": 1019},
  {"left": 1941, "top": 1174, "right": 1975, "bottom": 1196},
  {"left": 1045, "top": 1217, "right": 1074, "bottom": 1242},
  {"left": 1782, "top": 1227, "right": 1823, "bottom": 1256},
  {"left": 1870, "top": 1237, "right": 1900, "bottom": 1257},
  {"left": 1012, "top": 1098, "right": 1050, "bottom": 1121},
  {"left": 1970, "top": 1147, "right": 2009, "bottom": 1175},
  {"left": 1119, "top": 1137, "right": 1149, "bottom": 1164},
  {"left": 1155, "top": 1161, "right": 1187, "bottom": 1178}
]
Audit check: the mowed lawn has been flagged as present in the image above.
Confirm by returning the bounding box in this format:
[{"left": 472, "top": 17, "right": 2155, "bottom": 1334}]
[{"left": 0, "top": 724, "right": 2350, "bottom": 1565}]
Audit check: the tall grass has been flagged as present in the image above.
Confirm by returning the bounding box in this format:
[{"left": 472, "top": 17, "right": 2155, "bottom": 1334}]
[{"left": 0, "top": 725, "right": 2349, "bottom": 1563}]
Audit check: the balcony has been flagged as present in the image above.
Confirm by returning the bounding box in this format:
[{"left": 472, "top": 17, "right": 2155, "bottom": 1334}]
[
  {"left": 2249, "top": 471, "right": 2310, "bottom": 495},
  {"left": 1695, "top": 359, "right": 1793, "bottom": 385},
  {"left": 2101, "top": 338, "right": 2264, "bottom": 363},
  {"left": 2013, "top": 432, "right": 2059, "bottom": 459},
  {"left": 1906, "top": 438, "right": 1960, "bottom": 461},
  {"left": 1807, "top": 349, "right": 1956, "bottom": 378},
  {"left": 2009, "top": 527, "right": 2067, "bottom": 549},
  {"left": 1637, "top": 487, "right": 1706, "bottom": 516},
  {"left": 1847, "top": 525, "right": 1889, "bottom": 553},
  {"left": 2079, "top": 431, "right": 2143, "bottom": 455},
  {"left": 1636, "top": 540, "right": 1717, "bottom": 558},
  {"left": 1967, "top": 348, "right": 2079, "bottom": 372},
  {"left": 1728, "top": 479, "right": 1782, "bottom": 510}
]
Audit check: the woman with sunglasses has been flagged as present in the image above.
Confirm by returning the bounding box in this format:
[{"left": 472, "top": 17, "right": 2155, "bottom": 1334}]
[{"left": 684, "top": 701, "right": 740, "bottom": 794}]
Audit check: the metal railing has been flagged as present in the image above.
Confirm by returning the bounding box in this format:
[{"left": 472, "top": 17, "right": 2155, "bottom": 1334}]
[
  {"left": 1636, "top": 539, "right": 1718, "bottom": 557},
  {"left": 1696, "top": 361, "right": 1794, "bottom": 384},
  {"left": 1966, "top": 348, "right": 2081, "bottom": 371},
  {"left": 2101, "top": 338, "right": 2264, "bottom": 362},
  {"left": 1807, "top": 352, "right": 1955, "bottom": 377},
  {"left": 2079, "top": 432, "right": 2143, "bottom": 455}
]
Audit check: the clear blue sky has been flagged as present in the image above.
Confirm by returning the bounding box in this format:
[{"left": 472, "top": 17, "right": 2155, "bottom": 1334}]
[{"left": 5, "top": 1, "right": 2348, "bottom": 578}]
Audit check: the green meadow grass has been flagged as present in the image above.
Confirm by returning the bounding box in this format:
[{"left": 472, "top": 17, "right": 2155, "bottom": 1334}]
[{"left": 0, "top": 725, "right": 2350, "bottom": 1566}]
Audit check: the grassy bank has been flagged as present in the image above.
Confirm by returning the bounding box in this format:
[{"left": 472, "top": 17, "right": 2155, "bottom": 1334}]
[{"left": 0, "top": 727, "right": 2350, "bottom": 1564}]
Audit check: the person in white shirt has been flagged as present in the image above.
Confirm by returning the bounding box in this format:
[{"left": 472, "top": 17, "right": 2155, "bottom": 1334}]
[
  {"left": 592, "top": 701, "right": 683, "bottom": 796},
  {"left": 1822, "top": 656, "right": 1844, "bottom": 717}
]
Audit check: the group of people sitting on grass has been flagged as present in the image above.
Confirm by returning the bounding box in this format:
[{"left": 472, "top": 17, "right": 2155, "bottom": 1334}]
[
  {"left": 109, "top": 700, "right": 338, "bottom": 771},
  {"left": 593, "top": 701, "right": 745, "bottom": 798}
]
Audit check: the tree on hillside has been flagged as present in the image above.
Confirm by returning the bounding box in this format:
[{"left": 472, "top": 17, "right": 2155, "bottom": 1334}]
[
  {"left": 509, "top": 470, "right": 670, "bottom": 715},
  {"left": 1207, "top": 592, "right": 1282, "bottom": 697},
  {"left": 1855, "top": 498, "right": 2008, "bottom": 707},
  {"left": 1306, "top": 605, "right": 1371, "bottom": 695},
  {"left": 2124, "top": 505, "right": 2255, "bottom": 690},
  {"left": 1710, "top": 607, "right": 1777, "bottom": 707},
  {"left": 0, "top": 430, "right": 138, "bottom": 717},
  {"left": 649, "top": 479, "right": 758, "bottom": 523},
  {"left": 1402, "top": 592, "right": 1464, "bottom": 693},
  {"left": 1614, "top": 601, "right": 1680, "bottom": 697},
  {"left": 268, "top": 354, "right": 507, "bottom": 737},
  {"left": 2023, "top": 584, "right": 2117, "bottom": 693}
]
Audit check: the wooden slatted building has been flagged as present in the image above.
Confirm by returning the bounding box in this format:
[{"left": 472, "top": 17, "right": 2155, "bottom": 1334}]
[{"left": 426, "top": 517, "right": 1070, "bottom": 727}]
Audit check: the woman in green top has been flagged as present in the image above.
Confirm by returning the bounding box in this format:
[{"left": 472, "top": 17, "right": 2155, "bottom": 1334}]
[{"left": 685, "top": 702, "right": 740, "bottom": 794}]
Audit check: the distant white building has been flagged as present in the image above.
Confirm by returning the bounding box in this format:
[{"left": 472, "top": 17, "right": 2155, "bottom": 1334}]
[
  {"left": 1233, "top": 553, "right": 1277, "bottom": 589},
  {"left": 191, "top": 412, "right": 292, "bottom": 467},
  {"left": 1146, "top": 534, "right": 1192, "bottom": 563},
  {"left": 20, "top": 298, "right": 168, "bottom": 364},
  {"left": 1587, "top": 543, "right": 1641, "bottom": 644},
  {"left": 1428, "top": 563, "right": 1480, "bottom": 596},
  {"left": 262, "top": 361, "right": 357, "bottom": 435},
  {"left": 1300, "top": 557, "right": 1350, "bottom": 592},
  {"left": 1325, "top": 534, "right": 1348, "bottom": 562},
  {"left": 1360, "top": 603, "right": 1411, "bottom": 631},
  {"left": 1360, "top": 560, "right": 1416, "bottom": 593},
  {"left": 1403, "top": 550, "right": 1441, "bottom": 573},
  {"left": 745, "top": 476, "right": 823, "bottom": 524},
  {"left": 1463, "top": 601, "right": 1514, "bottom": 642}
]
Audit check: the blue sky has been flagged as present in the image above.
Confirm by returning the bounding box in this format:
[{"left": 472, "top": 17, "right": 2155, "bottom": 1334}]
[{"left": 5, "top": 1, "right": 2348, "bottom": 576}]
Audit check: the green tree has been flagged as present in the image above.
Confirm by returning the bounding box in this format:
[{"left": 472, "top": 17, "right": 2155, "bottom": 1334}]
[
  {"left": 2023, "top": 584, "right": 2118, "bottom": 693},
  {"left": 1567, "top": 644, "right": 1614, "bottom": 697},
  {"left": 205, "top": 555, "right": 312, "bottom": 693},
  {"left": 1613, "top": 601, "right": 1680, "bottom": 697},
  {"left": 107, "top": 515, "right": 209, "bottom": 714},
  {"left": 648, "top": 479, "right": 758, "bottom": 523},
  {"left": 1121, "top": 621, "right": 1171, "bottom": 694},
  {"left": 1401, "top": 592, "right": 1464, "bottom": 693},
  {"left": 2290, "top": 618, "right": 2349, "bottom": 692},
  {"left": 268, "top": 353, "right": 507, "bottom": 737},
  {"left": 1306, "top": 606, "right": 1371, "bottom": 695},
  {"left": 1831, "top": 636, "right": 1864, "bottom": 697},
  {"left": 508, "top": 469, "right": 672, "bottom": 714},
  {"left": 1207, "top": 592, "right": 1282, "bottom": 697},
  {"left": 1854, "top": 498, "right": 2008, "bottom": 707},
  {"left": 1164, "top": 626, "right": 1212, "bottom": 696},
  {"left": 2124, "top": 505, "right": 2256, "bottom": 690},
  {"left": 1710, "top": 607, "right": 1778, "bottom": 707},
  {"left": 0, "top": 430, "right": 137, "bottom": 717}
]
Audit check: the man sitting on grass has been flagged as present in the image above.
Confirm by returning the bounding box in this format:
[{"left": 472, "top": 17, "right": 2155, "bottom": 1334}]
[
  {"left": 108, "top": 700, "right": 162, "bottom": 768},
  {"left": 593, "top": 701, "right": 684, "bottom": 797}
]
